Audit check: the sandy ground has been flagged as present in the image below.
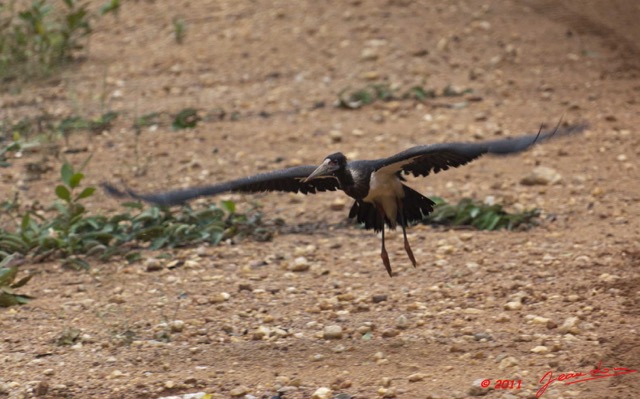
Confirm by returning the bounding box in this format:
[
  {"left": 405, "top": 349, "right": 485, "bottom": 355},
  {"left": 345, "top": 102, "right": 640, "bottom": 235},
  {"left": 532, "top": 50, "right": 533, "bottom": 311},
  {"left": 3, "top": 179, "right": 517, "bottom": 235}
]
[{"left": 1, "top": 1, "right": 639, "bottom": 398}]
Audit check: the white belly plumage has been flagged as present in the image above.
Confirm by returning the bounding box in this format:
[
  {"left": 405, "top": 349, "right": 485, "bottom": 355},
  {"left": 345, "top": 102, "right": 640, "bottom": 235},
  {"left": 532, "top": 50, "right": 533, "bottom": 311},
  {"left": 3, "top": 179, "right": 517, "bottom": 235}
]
[{"left": 363, "top": 170, "right": 405, "bottom": 226}]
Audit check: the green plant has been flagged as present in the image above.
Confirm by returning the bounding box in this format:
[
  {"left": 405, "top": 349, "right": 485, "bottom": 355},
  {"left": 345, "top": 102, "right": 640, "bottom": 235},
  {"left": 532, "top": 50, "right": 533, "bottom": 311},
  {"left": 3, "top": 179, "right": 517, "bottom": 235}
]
[
  {"left": 423, "top": 197, "right": 540, "bottom": 231},
  {"left": 0, "top": 163, "right": 269, "bottom": 268},
  {"left": 0, "top": 0, "right": 120, "bottom": 82},
  {"left": 0, "top": 136, "right": 21, "bottom": 167},
  {"left": 172, "top": 108, "right": 200, "bottom": 130},
  {"left": 172, "top": 16, "right": 185, "bottom": 44},
  {"left": 336, "top": 82, "right": 472, "bottom": 109},
  {"left": 100, "top": 0, "right": 120, "bottom": 16},
  {"left": 0, "top": 254, "right": 32, "bottom": 307}
]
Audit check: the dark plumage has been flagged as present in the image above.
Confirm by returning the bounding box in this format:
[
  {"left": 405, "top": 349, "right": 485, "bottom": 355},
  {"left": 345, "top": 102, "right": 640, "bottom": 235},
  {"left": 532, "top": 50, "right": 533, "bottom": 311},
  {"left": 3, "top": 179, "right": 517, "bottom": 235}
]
[{"left": 104, "top": 123, "right": 586, "bottom": 276}]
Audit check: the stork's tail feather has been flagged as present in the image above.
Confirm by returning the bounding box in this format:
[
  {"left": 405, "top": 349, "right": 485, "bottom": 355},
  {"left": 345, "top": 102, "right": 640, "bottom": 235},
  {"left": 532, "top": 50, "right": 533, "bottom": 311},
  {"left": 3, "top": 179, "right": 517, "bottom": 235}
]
[
  {"left": 349, "top": 185, "right": 435, "bottom": 232},
  {"left": 349, "top": 200, "right": 387, "bottom": 232},
  {"left": 400, "top": 185, "right": 436, "bottom": 225}
]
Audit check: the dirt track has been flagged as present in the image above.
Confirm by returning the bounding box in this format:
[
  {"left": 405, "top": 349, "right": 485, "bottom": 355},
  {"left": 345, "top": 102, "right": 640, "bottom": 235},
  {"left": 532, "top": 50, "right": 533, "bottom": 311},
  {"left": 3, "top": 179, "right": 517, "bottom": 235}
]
[{"left": 1, "top": 1, "right": 639, "bottom": 398}]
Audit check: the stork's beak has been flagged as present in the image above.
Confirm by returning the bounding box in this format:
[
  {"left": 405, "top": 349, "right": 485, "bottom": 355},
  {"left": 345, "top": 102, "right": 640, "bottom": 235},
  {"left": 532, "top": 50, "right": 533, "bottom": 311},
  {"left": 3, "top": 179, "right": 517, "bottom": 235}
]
[{"left": 304, "top": 159, "right": 334, "bottom": 182}]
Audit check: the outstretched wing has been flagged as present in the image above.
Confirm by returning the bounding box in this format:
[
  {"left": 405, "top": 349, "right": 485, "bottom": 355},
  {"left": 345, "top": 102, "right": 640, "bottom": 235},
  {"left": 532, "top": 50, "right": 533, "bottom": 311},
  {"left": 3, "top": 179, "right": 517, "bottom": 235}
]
[
  {"left": 374, "top": 123, "right": 587, "bottom": 177},
  {"left": 103, "top": 165, "right": 340, "bottom": 206}
]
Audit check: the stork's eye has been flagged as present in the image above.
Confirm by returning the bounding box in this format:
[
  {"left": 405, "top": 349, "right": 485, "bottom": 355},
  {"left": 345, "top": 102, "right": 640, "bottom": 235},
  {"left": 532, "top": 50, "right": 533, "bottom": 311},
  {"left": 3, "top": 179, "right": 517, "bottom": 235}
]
[{"left": 328, "top": 160, "right": 337, "bottom": 166}]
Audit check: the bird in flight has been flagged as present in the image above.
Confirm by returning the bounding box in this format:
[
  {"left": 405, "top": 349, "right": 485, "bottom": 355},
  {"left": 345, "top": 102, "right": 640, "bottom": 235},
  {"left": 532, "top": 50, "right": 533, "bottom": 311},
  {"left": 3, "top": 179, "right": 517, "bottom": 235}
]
[{"left": 104, "top": 123, "right": 585, "bottom": 276}]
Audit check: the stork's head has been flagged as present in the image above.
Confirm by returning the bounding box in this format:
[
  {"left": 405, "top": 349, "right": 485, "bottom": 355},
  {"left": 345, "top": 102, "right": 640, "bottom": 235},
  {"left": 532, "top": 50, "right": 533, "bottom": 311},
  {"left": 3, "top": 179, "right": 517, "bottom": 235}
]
[{"left": 304, "top": 152, "right": 347, "bottom": 182}]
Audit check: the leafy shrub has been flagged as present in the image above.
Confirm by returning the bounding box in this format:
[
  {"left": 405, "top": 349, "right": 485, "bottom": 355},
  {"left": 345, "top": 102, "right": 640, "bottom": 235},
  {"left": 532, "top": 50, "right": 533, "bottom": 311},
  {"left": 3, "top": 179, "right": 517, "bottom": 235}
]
[
  {"left": 0, "top": 162, "right": 268, "bottom": 269},
  {"left": 423, "top": 196, "right": 539, "bottom": 231},
  {"left": 0, "top": 254, "right": 32, "bottom": 307}
]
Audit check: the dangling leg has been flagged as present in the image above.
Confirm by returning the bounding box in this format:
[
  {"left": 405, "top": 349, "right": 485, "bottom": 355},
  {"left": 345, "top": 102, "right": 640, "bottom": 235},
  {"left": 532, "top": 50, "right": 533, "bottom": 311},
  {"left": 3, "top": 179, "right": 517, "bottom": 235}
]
[
  {"left": 376, "top": 204, "right": 392, "bottom": 277},
  {"left": 397, "top": 199, "right": 417, "bottom": 267},
  {"left": 380, "top": 225, "right": 392, "bottom": 277}
]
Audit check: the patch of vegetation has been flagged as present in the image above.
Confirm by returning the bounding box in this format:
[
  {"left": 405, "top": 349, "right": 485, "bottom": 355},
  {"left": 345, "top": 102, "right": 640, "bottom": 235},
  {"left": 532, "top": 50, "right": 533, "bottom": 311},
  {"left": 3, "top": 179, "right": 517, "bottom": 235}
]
[
  {"left": 172, "top": 16, "right": 186, "bottom": 44},
  {"left": 58, "top": 112, "right": 119, "bottom": 135},
  {"left": 0, "top": 136, "right": 21, "bottom": 167},
  {"left": 336, "top": 82, "right": 471, "bottom": 109},
  {"left": 172, "top": 108, "right": 200, "bottom": 130},
  {"left": 0, "top": 162, "right": 269, "bottom": 269},
  {"left": 423, "top": 196, "right": 540, "bottom": 231},
  {"left": 0, "top": 254, "right": 33, "bottom": 307},
  {"left": 0, "top": 0, "right": 118, "bottom": 82}
]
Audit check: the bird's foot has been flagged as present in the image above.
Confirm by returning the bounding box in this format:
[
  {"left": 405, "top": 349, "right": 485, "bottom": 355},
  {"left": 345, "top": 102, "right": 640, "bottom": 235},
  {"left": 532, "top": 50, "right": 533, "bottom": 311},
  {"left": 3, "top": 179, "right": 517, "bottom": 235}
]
[
  {"left": 381, "top": 250, "right": 392, "bottom": 277},
  {"left": 404, "top": 240, "right": 417, "bottom": 268}
]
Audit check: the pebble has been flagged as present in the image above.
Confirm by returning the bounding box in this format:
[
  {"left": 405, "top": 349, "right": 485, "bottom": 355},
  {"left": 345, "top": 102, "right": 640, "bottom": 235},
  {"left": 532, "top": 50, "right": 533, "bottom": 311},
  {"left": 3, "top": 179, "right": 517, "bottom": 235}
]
[
  {"left": 145, "top": 257, "right": 163, "bottom": 271},
  {"left": 520, "top": 166, "right": 562, "bottom": 186},
  {"left": 252, "top": 325, "right": 271, "bottom": 340},
  {"left": 288, "top": 257, "right": 310, "bottom": 272},
  {"left": 504, "top": 301, "right": 522, "bottom": 310},
  {"left": 372, "top": 294, "right": 388, "bottom": 303},
  {"left": 408, "top": 373, "right": 426, "bottom": 382},
  {"left": 323, "top": 325, "right": 343, "bottom": 340},
  {"left": 498, "top": 356, "right": 519, "bottom": 370},
  {"left": 330, "top": 198, "right": 346, "bottom": 211},
  {"left": 530, "top": 345, "right": 549, "bottom": 354},
  {"left": 311, "top": 387, "right": 332, "bottom": 399},
  {"left": 396, "top": 315, "right": 409, "bottom": 330},
  {"left": 495, "top": 313, "right": 511, "bottom": 322},
  {"left": 169, "top": 320, "right": 185, "bottom": 333},
  {"left": 559, "top": 316, "right": 581, "bottom": 335},
  {"left": 381, "top": 329, "right": 399, "bottom": 338},
  {"left": 469, "top": 378, "right": 492, "bottom": 396},
  {"left": 360, "top": 48, "right": 379, "bottom": 61},
  {"left": 531, "top": 316, "right": 551, "bottom": 325},
  {"left": 209, "top": 292, "right": 230, "bottom": 303},
  {"left": 229, "top": 386, "right": 249, "bottom": 397}
]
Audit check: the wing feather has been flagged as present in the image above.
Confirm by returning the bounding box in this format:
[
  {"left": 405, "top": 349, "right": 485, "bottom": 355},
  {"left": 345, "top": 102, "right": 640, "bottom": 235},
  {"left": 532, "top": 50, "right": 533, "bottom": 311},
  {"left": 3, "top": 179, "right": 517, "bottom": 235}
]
[
  {"left": 375, "top": 123, "right": 586, "bottom": 177},
  {"left": 103, "top": 165, "right": 340, "bottom": 206}
]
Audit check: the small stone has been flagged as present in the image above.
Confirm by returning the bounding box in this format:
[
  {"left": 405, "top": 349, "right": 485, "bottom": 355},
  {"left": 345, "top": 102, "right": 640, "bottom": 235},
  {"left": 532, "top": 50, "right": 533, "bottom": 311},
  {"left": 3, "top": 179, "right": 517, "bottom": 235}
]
[
  {"left": 209, "top": 292, "right": 230, "bottom": 303},
  {"left": 559, "top": 316, "right": 581, "bottom": 335},
  {"left": 372, "top": 294, "right": 388, "bottom": 303},
  {"left": 329, "top": 129, "right": 343, "bottom": 143},
  {"left": 531, "top": 316, "right": 551, "bottom": 325},
  {"left": 229, "top": 386, "right": 249, "bottom": 397},
  {"left": 43, "top": 368, "right": 55, "bottom": 376},
  {"left": 164, "top": 380, "right": 176, "bottom": 389},
  {"left": 252, "top": 325, "right": 271, "bottom": 340},
  {"left": 469, "top": 378, "right": 492, "bottom": 396},
  {"left": 288, "top": 256, "right": 310, "bottom": 272},
  {"left": 381, "top": 329, "right": 399, "bottom": 338},
  {"left": 408, "top": 373, "right": 426, "bottom": 382},
  {"left": 498, "top": 356, "right": 519, "bottom": 370},
  {"left": 436, "top": 37, "right": 449, "bottom": 51},
  {"left": 360, "top": 48, "right": 379, "bottom": 61},
  {"left": 311, "top": 386, "right": 332, "bottom": 399},
  {"left": 330, "top": 198, "right": 346, "bottom": 211},
  {"left": 145, "top": 258, "right": 163, "bottom": 271},
  {"left": 495, "top": 313, "right": 511, "bottom": 322},
  {"left": 323, "top": 325, "right": 343, "bottom": 340},
  {"left": 169, "top": 320, "right": 185, "bottom": 333},
  {"left": 520, "top": 166, "right": 562, "bottom": 186},
  {"left": 109, "top": 295, "right": 126, "bottom": 304},
  {"left": 530, "top": 345, "right": 549, "bottom": 354},
  {"left": 396, "top": 315, "right": 409, "bottom": 330},
  {"left": 238, "top": 283, "right": 253, "bottom": 292},
  {"left": 504, "top": 301, "right": 522, "bottom": 310}
]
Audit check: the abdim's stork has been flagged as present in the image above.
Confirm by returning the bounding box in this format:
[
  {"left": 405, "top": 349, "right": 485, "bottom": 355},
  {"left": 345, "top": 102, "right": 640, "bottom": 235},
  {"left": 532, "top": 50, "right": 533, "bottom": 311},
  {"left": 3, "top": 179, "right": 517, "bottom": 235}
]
[{"left": 104, "top": 123, "right": 585, "bottom": 276}]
